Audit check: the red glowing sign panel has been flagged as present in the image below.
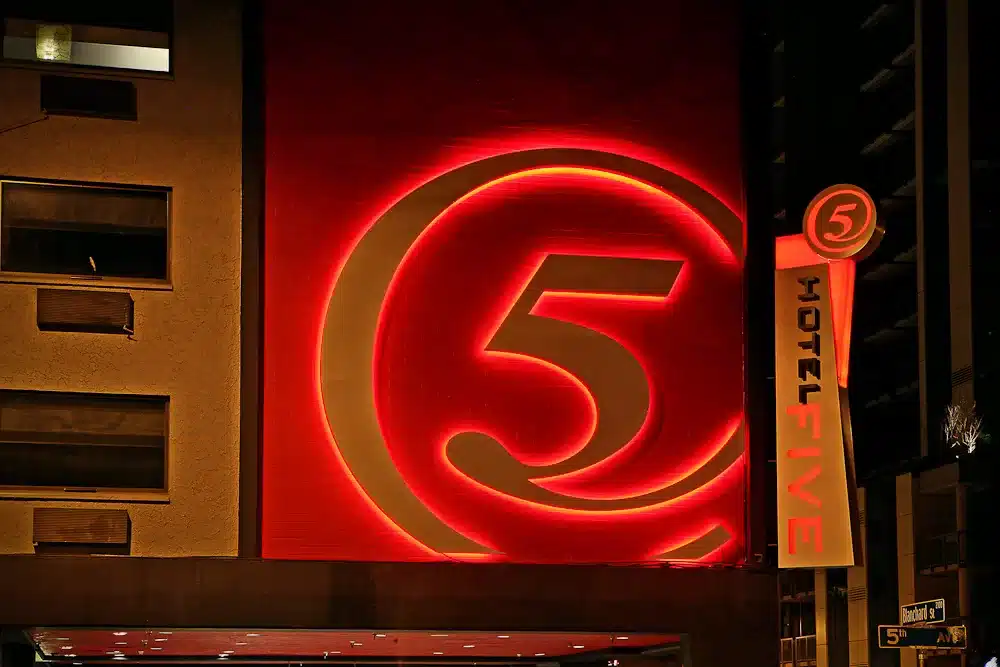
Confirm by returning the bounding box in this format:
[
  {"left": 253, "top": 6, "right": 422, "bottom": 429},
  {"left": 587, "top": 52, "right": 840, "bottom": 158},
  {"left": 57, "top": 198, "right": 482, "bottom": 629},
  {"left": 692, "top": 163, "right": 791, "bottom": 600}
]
[
  {"left": 773, "top": 184, "right": 878, "bottom": 569},
  {"left": 263, "top": 2, "right": 746, "bottom": 563}
]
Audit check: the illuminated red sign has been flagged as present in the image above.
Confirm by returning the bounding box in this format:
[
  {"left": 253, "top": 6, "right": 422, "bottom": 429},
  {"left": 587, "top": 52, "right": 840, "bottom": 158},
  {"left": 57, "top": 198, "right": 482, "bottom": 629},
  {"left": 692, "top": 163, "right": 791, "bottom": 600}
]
[
  {"left": 262, "top": 1, "right": 746, "bottom": 563},
  {"left": 317, "top": 148, "right": 745, "bottom": 561},
  {"left": 774, "top": 184, "right": 879, "bottom": 568}
]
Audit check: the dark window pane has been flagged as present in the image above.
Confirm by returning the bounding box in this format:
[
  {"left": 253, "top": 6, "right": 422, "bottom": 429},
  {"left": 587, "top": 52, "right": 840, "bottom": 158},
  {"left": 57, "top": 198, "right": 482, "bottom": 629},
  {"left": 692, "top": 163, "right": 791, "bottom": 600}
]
[
  {"left": 4, "top": 0, "right": 173, "bottom": 33},
  {"left": 1, "top": 180, "right": 169, "bottom": 281},
  {"left": 0, "top": 390, "right": 167, "bottom": 491}
]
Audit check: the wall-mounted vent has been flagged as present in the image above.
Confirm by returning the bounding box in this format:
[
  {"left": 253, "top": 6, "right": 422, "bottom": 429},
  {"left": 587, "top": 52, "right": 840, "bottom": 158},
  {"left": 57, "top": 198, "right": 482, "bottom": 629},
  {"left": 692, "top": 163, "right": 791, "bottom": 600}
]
[
  {"left": 37, "top": 288, "right": 134, "bottom": 334},
  {"left": 847, "top": 586, "right": 868, "bottom": 602},
  {"left": 950, "top": 365, "right": 973, "bottom": 388},
  {"left": 858, "top": 506, "right": 866, "bottom": 527},
  {"left": 40, "top": 75, "right": 138, "bottom": 121},
  {"left": 33, "top": 508, "right": 130, "bottom": 555}
]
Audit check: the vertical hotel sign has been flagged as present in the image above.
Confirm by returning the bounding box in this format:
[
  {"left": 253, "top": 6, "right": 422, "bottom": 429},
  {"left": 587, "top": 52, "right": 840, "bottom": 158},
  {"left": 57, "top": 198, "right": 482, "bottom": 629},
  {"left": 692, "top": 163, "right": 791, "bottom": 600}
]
[{"left": 776, "top": 184, "right": 882, "bottom": 569}]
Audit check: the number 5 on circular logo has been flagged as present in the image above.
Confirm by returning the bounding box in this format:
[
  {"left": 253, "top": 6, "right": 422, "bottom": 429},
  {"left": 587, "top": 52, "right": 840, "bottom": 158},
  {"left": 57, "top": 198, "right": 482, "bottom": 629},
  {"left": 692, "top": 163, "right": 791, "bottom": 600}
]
[
  {"left": 320, "top": 147, "right": 745, "bottom": 559},
  {"left": 803, "top": 184, "right": 882, "bottom": 261}
]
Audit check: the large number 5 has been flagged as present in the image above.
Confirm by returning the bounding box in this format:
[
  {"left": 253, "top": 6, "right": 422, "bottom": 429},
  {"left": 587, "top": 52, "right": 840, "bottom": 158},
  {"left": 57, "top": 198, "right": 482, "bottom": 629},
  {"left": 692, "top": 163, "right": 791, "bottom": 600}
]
[
  {"left": 321, "top": 148, "right": 747, "bottom": 554},
  {"left": 824, "top": 203, "right": 866, "bottom": 242},
  {"left": 447, "top": 253, "right": 738, "bottom": 511}
]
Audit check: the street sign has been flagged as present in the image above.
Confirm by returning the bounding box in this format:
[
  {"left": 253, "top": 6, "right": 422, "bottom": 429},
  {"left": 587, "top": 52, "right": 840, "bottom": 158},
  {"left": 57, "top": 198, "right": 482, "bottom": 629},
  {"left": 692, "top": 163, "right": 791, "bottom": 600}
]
[
  {"left": 901, "top": 599, "right": 947, "bottom": 625},
  {"left": 878, "top": 625, "right": 967, "bottom": 649}
]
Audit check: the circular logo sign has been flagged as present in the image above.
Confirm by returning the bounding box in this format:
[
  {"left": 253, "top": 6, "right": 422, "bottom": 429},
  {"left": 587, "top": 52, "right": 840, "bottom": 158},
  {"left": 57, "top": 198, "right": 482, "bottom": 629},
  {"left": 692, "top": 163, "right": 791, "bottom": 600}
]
[
  {"left": 803, "top": 184, "right": 881, "bottom": 260},
  {"left": 320, "top": 147, "right": 746, "bottom": 562}
]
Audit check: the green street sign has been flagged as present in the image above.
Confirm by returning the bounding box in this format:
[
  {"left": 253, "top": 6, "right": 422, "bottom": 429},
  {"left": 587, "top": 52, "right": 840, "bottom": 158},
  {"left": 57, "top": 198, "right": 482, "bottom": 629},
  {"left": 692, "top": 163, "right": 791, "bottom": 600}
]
[
  {"left": 878, "top": 625, "right": 967, "bottom": 649},
  {"left": 901, "top": 599, "right": 946, "bottom": 625}
]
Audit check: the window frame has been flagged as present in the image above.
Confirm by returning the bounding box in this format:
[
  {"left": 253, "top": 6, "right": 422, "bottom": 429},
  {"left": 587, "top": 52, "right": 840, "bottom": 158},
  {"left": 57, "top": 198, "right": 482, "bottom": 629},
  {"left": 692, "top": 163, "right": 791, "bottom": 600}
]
[
  {"left": 1, "top": 6, "right": 175, "bottom": 79},
  {"left": 0, "top": 176, "right": 173, "bottom": 291},
  {"left": 0, "top": 388, "right": 170, "bottom": 502}
]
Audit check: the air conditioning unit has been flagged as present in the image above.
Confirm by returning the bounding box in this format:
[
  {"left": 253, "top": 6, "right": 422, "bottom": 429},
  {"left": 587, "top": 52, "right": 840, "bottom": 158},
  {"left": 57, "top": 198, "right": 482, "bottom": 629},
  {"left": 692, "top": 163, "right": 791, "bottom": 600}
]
[
  {"left": 33, "top": 508, "right": 131, "bottom": 555},
  {"left": 36, "top": 288, "right": 134, "bottom": 335}
]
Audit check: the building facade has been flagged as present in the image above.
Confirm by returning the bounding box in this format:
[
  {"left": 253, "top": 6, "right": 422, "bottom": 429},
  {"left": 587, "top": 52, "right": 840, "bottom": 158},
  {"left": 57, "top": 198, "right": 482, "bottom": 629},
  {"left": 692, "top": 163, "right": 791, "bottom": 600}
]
[
  {"left": 2, "top": 3, "right": 779, "bottom": 667},
  {"left": 0, "top": 0, "right": 242, "bottom": 556}
]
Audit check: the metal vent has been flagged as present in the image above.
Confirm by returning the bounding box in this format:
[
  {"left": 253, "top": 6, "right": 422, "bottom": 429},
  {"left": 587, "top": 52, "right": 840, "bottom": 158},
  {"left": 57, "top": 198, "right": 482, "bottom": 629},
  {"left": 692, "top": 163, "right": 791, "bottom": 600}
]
[
  {"left": 37, "top": 288, "right": 134, "bottom": 334},
  {"left": 41, "top": 75, "right": 138, "bottom": 121},
  {"left": 950, "top": 365, "right": 973, "bottom": 388},
  {"left": 858, "top": 506, "right": 866, "bottom": 527},
  {"left": 33, "top": 508, "right": 130, "bottom": 545},
  {"left": 847, "top": 586, "right": 867, "bottom": 602}
]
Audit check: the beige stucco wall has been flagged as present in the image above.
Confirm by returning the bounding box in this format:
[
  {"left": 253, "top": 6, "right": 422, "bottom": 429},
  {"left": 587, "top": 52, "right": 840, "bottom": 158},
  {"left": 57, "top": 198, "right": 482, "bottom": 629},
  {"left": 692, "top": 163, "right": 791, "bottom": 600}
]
[{"left": 0, "top": 0, "right": 242, "bottom": 556}]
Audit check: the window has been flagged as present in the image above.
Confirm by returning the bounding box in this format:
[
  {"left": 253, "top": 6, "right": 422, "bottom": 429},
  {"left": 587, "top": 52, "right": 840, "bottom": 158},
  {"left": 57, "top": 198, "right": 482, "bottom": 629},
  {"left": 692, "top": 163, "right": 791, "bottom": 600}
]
[
  {"left": 0, "top": 390, "right": 167, "bottom": 493},
  {"left": 0, "top": 179, "right": 170, "bottom": 283},
  {"left": 2, "top": 2, "right": 172, "bottom": 74}
]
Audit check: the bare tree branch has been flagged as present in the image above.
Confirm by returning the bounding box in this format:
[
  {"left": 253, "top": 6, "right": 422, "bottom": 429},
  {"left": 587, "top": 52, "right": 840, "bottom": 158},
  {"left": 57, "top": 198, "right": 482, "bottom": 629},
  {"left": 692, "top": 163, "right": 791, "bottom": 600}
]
[{"left": 943, "top": 400, "right": 985, "bottom": 455}]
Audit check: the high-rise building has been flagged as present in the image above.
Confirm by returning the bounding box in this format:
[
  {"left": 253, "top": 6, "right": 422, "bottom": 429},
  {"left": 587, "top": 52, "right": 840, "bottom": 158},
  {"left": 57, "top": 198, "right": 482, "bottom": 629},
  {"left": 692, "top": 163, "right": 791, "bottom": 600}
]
[{"left": 761, "top": 2, "right": 999, "bottom": 667}]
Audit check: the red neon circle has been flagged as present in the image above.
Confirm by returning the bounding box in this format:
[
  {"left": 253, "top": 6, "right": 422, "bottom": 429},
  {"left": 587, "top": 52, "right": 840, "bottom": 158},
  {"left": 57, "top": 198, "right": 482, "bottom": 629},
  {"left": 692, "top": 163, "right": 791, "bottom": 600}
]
[
  {"left": 803, "top": 185, "right": 878, "bottom": 260},
  {"left": 315, "top": 146, "right": 746, "bottom": 563},
  {"left": 370, "top": 165, "right": 743, "bottom": 562}
]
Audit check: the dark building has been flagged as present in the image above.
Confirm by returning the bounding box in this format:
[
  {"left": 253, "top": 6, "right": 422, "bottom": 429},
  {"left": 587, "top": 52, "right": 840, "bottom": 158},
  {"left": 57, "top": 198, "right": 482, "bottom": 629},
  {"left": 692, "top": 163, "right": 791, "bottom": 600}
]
[{"left": 762, "top": 2, "right": 999, "bottom": 667}]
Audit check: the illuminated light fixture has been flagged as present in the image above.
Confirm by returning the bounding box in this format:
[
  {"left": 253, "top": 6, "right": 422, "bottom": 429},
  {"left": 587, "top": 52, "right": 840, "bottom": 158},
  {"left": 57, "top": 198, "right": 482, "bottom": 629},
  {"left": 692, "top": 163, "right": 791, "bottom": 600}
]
[
  {"left": 73, "top": 663, "right": 83, "bottom": 665},
  {"left": 535, "top": 653, "right": 546, "bottom": 657},
  {"left": 55, "top": 638, "right": 70, "bottom": 642},
  {"left": 246, "top": 634, "right": 261, "bottom": 638},
  {"left": 35, "top": 24, "right": 72, "bottom": 62},
  {"left": 433, "top": 652, "right": 444, "bottom": 656},
  {"left": 236, "top": 642, "right": 248, "bottom": 646},
  {"left": 113, "top": 657, "right": 126, "bottom": 661},
  {"left": 60, "top": 647, "right": 74, "bottom": 651},
  {"left": 375, "top": 634, "right": 387, "bottom": 638},
  {"left": 497, "top": 635, "right": 510, "bottom": 639},
  {"left": 572, "top": 645, "right": 586, "bottom": 649},
  {"left": 154, "top": 639, "right": 168, "bottom": 642},
  {"left": 616, "top": 637, "right": 629, "bottom": 641},
  {"left": 431, "top": 634, "right": 449, "bottom": 638},
  {"left": 151, "top": 648, "right": 163, "bottom": 652},
  {"left": 113, "top": 632, "right": 128, "bottom": 637},
  {"left": 159, "top": 632, "right": 173, "bottom": 635},
  {"left": 223, "top": 651, "right": 235, "bottom": 654},
  {"left": 115, "top": 643, "right": 127, "bottom": 646},
  {"left": 464, "top": 645, "right": 476, "bottom": 649}
]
